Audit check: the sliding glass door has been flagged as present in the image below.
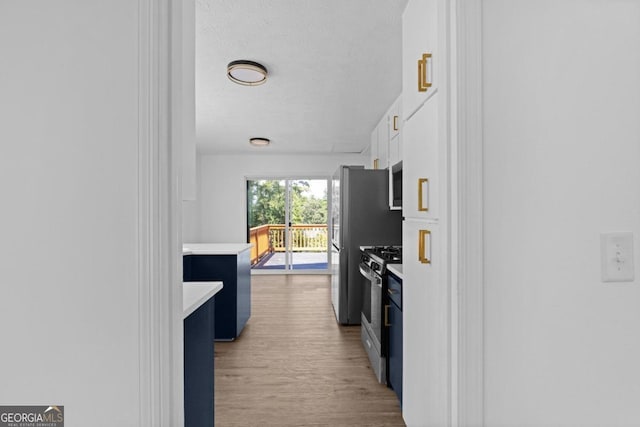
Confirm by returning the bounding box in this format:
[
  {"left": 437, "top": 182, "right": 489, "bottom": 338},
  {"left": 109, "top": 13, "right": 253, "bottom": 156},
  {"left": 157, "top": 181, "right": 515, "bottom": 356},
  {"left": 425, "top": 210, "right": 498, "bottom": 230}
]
[{"left": 247, "top": 178, "right": 329, "bottom": 272}]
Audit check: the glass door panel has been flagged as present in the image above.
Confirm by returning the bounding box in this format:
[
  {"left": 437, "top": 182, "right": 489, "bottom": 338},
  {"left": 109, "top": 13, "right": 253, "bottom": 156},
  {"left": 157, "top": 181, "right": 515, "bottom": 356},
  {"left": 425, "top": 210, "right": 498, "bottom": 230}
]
[
  {"left": 247, "top": 178, "right": 329, "bottom": 271},
  {"left": 247, "top": 179, "right": 287, "bottom": 270},
  {"left": 288, "top": 179, "right": 328, "bottom": 270}
]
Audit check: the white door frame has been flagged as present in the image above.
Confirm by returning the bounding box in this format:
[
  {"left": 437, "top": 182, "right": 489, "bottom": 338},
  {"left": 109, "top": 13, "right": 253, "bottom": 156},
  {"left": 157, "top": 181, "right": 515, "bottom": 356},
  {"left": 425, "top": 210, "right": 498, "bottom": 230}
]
[
  {"left": 138, "top": 0, "right": 186, "bottom": 425},
  {"left": 137, "top": 0, "right": 486, "bottom": 424},
  {"left": 452, "top": 0, "right": 484, "bottom": 425}
]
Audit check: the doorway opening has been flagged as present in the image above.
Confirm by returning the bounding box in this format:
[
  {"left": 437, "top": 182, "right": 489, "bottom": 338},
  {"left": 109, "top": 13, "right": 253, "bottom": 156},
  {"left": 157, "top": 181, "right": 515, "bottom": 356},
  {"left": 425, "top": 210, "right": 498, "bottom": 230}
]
[{"left": 247, "top": 178, "right": 329, "bottom": 272}]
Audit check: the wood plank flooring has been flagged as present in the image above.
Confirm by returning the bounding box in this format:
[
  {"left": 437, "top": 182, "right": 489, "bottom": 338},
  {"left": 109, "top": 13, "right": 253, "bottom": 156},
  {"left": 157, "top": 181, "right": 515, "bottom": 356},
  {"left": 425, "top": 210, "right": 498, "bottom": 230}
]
[{"left": 215, "top": 274, "right": 405, "bottom": 426}]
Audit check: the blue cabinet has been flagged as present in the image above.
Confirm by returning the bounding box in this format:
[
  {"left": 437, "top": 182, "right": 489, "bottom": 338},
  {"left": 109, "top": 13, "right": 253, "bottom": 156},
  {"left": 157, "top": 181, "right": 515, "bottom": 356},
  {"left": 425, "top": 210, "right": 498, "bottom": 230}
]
[
  {"left": 387, "top": 272, "right": 403, "bottom": 404},
  {"left": 184, "top": 295, "right": 215, "bottom": 427},
  {"left": 184, "top": 250, "right": 251, "bottom": 340}
]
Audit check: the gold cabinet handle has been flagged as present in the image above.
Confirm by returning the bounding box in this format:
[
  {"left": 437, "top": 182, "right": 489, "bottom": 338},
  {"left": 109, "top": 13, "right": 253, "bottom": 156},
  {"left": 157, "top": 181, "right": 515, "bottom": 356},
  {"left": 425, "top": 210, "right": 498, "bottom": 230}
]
[
  {"left": 384, "top": 304, "right": 391, "bottom": 326},
  {"left": 418, "top": 52, "right": 433, "bottom": 92},
  {"left": 418, "top": 229, "right": 431, "bottom": 264},
  {"left": 418, "top": 178, "right": 429, "bottom": 211},
  {"left": 393, "top": 115, "right": 399, "bottom": 131}
]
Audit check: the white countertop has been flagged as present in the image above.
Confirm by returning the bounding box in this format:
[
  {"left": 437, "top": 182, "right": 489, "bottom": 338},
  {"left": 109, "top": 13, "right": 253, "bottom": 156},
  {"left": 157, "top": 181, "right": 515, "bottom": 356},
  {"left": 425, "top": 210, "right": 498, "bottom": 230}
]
[
  {"left": 183, "top": 243, "right": 253, "bottom": 255},
  {"left": 387, "top": 264, "right": 403, "bottom": 280},
  {"left": 183, "top": 281, "right": 223, "bottom": 319}
]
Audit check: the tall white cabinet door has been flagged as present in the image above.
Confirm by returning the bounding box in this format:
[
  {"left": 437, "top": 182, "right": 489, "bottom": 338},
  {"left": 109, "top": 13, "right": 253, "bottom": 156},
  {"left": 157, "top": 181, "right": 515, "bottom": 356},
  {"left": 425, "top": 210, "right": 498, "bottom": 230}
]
[
  {"left": 388, "top": 95, "right": 403, "bottom": 167},
  {"left": 389, "top": 133, "right": 402, "bottom": 168},
  {"left": 370, "top": 127, "right": 379, "bottom": 169},
  {"left": 403, "top": 93, "right": 439, "bottom": 220},
  {"left": 388, "top": 95, "right": 402, "bottom": 142},
  {"left": 377, "top": 119, "right": 389, "bottom": 170},
  {"left": 371, "top": 119, "right": 389, "bottom": 170},
  {"left": 403, "top": 219, "right": 448, "bottom": 426},
  {"left": 402, "top": 0, "right": 438, "bottom": 118}
]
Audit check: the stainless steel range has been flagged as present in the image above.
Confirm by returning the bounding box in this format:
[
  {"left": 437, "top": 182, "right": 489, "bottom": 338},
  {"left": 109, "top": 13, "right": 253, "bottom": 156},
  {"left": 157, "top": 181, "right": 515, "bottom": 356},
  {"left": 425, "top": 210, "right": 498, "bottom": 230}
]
[{"left": 359, "top": 245, "right": 402, "bottom": 384}]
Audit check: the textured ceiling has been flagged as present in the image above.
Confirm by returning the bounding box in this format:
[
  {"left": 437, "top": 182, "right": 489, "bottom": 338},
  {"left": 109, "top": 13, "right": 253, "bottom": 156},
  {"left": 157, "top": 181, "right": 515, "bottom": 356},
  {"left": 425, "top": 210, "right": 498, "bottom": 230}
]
[{"left": 195, "top": 0, "right": 408, "bottom": 154}]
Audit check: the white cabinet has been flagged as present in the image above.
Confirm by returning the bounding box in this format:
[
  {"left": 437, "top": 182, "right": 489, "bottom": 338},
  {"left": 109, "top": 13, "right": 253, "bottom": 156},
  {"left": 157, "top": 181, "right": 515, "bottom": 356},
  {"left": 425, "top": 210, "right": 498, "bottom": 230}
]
[
  {"left": 377, "top": 120, "right": 388, "bottom": 170},
  {"left": 370, "top": 127, "right": 379, "bottom": 169},
  {"left": 401, "top": 2, "right": 448, "bottom": 424},
  {"left": 402, "top": 219, "right": 448, "bottom": 426},
  {"left": 402, "top": 93, "right": 439, "bottom": 220},
  {"left": 371, "top": 95, "right": 402, "bottom": 171},
  {"left": 388, "top": 95, "right": 403, "bottom": 167},
  {"left": 388, "top": 133, "right": 402, "bottom": 169},
  {"left": 402, "top": 0, "right": 438, "bottom": 118},
  {"left": 370, "top": 116, "right": 389, "bottom": 170},
  {"left": 401, "top": 92, "right": 446, "bottom": 427},
  {"left": 388, "top": 95, "right": 402, "bottom": 142}
]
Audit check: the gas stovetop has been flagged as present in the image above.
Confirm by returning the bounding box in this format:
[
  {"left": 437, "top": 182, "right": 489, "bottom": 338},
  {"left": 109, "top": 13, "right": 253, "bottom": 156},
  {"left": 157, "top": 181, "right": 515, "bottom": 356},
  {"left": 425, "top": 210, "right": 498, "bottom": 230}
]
[{"left": 360, "top": 246, "right": 402, "bottom": 274}]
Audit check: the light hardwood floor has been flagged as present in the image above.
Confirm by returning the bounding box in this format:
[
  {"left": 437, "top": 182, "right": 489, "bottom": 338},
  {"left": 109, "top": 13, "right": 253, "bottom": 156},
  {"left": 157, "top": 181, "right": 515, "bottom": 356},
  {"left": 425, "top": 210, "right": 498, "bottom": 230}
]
[{"left": 215, "top": 274, "right": 406, "bottom": 427}]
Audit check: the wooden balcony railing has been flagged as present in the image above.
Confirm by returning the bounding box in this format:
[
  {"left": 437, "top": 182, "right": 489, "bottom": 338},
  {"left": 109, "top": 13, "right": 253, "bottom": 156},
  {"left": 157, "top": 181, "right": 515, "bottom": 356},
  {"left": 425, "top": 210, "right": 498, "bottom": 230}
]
[{"left": 248, "top": 224, "right": 328, "bottom": 265}]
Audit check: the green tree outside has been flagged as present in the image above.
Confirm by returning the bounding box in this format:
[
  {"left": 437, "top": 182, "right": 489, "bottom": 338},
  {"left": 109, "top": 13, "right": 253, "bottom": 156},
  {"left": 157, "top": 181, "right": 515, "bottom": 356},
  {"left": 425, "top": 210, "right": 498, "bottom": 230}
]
[{"left": 247, "top": 180, "right": 327, "bottom": 228}]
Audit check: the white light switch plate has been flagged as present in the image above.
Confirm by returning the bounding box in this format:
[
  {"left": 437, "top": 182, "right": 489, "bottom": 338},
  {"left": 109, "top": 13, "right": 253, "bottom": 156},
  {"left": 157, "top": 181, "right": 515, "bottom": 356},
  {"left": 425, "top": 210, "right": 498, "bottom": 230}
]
[{"left": 601, "top": 232, "right": 634, "bottom": 282}]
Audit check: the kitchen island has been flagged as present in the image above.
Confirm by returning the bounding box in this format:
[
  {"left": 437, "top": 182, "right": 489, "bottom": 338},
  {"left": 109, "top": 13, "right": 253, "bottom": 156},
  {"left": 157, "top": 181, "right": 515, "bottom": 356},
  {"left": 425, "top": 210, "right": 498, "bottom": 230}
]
[
  {"left": 183, "top": 243, "right": 252, "bottom": 340},
  {"left": 183, "top": 281, "right": 223, "bottom": 427}
]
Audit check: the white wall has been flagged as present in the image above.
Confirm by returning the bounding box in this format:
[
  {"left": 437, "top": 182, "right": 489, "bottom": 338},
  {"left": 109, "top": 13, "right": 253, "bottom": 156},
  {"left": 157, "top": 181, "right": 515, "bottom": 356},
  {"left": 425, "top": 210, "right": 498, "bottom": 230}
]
[
  {"left": 0, "top": 2, "right": 141, "bottom": 424},
  {"left": 483, "top": 1, "right": 640, "bottom": 425},
  {"left": 192, "top": 153, "right": 367, "bottom": 242},
  {"left": 180, "top": 0, "right": 197, "bottom": 201},
  {"left": 183, "top": 201, "right": 200, "bottom": 242}
]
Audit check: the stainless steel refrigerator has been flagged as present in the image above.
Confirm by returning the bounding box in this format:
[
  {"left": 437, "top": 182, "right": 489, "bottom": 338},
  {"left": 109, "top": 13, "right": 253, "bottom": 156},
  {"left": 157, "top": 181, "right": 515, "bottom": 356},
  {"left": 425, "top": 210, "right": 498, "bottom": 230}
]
[{"left": 330, "top": 165, "right": 402, "bottom": 325}]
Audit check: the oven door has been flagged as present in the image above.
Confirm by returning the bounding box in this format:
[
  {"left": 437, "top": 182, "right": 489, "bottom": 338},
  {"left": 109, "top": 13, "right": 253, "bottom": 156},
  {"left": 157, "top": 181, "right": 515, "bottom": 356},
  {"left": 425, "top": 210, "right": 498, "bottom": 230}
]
[
  {"left": 359, "top": 259, "right": 387, "bottom": 384},
  {"left": 359, "top": 261, "right": 382, "bottom": 343}
]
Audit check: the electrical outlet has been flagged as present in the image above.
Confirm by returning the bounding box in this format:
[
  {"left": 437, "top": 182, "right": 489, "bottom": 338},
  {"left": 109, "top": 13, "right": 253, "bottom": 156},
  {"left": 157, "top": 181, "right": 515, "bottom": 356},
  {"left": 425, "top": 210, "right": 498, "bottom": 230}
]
[{"left": 601, "top": 232, "right": 634, "bottom": 282}]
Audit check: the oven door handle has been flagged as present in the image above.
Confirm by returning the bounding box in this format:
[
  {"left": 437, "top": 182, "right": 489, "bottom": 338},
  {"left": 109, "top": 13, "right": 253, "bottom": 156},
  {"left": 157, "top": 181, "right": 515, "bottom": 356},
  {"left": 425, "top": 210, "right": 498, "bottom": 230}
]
[{"left": 359, "top": 263, "right": 382, "bottom": 285}]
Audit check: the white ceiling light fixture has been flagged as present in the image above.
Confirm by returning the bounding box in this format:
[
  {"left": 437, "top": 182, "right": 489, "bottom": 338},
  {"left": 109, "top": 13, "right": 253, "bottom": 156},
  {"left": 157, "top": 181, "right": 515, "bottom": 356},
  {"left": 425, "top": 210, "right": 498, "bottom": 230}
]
[
  {"left": 227, "top": 60, "right": 268, "bottom": 86},
  {"left": 249, "top": 137, "right": 270, "bottom": 147}
]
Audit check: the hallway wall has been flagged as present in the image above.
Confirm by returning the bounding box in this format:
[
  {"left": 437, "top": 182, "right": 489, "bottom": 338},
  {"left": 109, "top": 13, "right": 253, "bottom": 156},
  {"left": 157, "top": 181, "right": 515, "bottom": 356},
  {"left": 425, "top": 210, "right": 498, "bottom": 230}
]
[
  {"left": 0, "top": 2, "right": 143, "bottom": 424},
  {"left": 483, "top": 1, "right": 640, "bottom": 425}
]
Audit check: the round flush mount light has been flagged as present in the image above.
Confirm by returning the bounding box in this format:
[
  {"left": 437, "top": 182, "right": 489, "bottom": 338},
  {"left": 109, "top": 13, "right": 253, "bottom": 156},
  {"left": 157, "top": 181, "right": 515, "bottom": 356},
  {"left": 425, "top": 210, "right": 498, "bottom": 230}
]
[
  {"left": 227, "top": 60, "right": 268, "bottom": 86},
  {"left": 249, "top": 137, "right": 270, "bottom": 147}
]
